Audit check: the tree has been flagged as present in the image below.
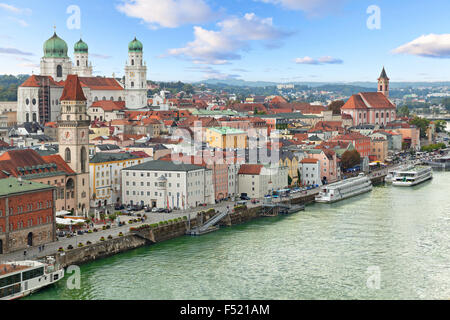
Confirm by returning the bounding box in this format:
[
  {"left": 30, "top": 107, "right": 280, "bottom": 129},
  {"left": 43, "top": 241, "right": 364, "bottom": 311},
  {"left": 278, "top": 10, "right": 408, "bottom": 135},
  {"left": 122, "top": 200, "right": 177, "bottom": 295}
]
[
  {"left": 328, "top": 100, "right": 345, "bottom": 115},
  {"left": 397, "top": 105, "right": 410, "bottom": 117},
  {"left": 434, "top": 120, "right": 447, "bottom": 133},
  {"left": 341, "top": 150, "right": 361, "bottom": 170},
  {"left": 288, "top": 175, "right": 293, "bottom": 186},
  {"left": 409, "top": 116, "right": 430, "bottom": 138}
]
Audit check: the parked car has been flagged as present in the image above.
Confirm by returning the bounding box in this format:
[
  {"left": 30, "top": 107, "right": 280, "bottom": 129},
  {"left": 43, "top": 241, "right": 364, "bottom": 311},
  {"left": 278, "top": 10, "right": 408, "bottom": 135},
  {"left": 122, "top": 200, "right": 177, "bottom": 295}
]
[
  {"left": 240, "top": 195, "right": 251, "bottom": 201},
  {"left": 151, "top": 207, "right": 159, "bottom": 212},
  {"left": 157, "top": 208, "right": 166, "bottom": 213},
  {"left": 164, "top": 208, "right": 173, "bottom": 213},
  {"left": 251, "top": 199, "right": 259, "bottom": 204}
]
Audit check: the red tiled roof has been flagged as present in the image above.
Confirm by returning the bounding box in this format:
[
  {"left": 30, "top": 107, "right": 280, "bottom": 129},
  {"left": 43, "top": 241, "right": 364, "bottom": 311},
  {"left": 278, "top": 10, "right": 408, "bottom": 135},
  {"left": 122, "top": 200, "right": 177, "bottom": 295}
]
[
  {"left": 79, "top": 77, "right": 124, "bottom": 91},
  {"left": 20, "top": 75, "right": 62, "bottom": 88},
  {"left": 300, "top": 158, "right": 319, "bottom": 164},
  {"left": 129, "top": 151, "right": 150, "bottom": 158},
  {"left": 359, "top": 92, "right": 395, "bottom": 110},
  {"left": 341, "top": 95, "right": 368, "bottom": 110},
  {"left": 91, "top": 100, "right": 126, "bottom": 112},
  {"left": 0, "top": 149, "right": 75, "bottom": 178},
  {"left": 42, "top": 155, "right": 76, "bottom": 175},
  {"left": 60, "top": 75, "right": 87, "bottom": 101},
  {"left": 238, "top": 164, "right": 264, "bottom": 175},
  {"left": 342, "top": 92, "right": 395, "bottom": 110}
]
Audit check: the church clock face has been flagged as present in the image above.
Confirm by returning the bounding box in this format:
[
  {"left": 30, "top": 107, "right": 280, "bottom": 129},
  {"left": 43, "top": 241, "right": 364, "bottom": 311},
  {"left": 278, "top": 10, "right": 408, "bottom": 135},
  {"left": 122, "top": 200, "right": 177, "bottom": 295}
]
[
  {"left": 79, "top": 129, "right": 88, "bottom": 143},
  {"left": 60, "top": 130, "right": 72, "bottom": 143},
  {"left": 130, "top": 72, "right": 135, "bottom": 78}
]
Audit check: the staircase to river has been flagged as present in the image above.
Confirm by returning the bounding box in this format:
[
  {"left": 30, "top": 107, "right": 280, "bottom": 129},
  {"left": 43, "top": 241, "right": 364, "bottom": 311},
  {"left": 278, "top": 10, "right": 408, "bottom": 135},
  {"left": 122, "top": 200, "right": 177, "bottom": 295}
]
[{"left": 186, "top": 210, "right": 230, "bottom": 236}]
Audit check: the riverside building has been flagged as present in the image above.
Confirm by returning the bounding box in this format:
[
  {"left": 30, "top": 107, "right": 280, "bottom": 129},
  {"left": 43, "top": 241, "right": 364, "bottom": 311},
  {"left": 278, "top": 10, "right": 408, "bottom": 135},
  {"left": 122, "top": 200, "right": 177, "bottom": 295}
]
[{"left": 122, "top": 160, "right": 214, "bottom": 209}]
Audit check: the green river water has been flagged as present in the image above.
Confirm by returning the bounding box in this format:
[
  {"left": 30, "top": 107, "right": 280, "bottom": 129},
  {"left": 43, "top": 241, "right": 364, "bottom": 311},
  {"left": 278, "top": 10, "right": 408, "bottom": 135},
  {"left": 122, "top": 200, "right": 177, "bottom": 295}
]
[{"left": 26, "top": 171, "right": 450, "bottom": 300}]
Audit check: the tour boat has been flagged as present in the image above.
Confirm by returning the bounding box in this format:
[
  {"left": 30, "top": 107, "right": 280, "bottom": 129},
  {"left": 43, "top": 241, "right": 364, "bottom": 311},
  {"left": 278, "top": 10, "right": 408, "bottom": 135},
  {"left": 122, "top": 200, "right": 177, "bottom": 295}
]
[
  {"left": 391, "top": 166, "right": 433, "bottom": 187},
  {"left": 423, "top": 155, "right": 450, "bottom": 170},
  {"left": 315, "top": 173, "right": 373, "bottom": 203},
  {"left": 385, "top": 164, "right": 414, "bottom": 183},
  {"left": 0, "top": 257, "right": 64, "bottom": 300}
]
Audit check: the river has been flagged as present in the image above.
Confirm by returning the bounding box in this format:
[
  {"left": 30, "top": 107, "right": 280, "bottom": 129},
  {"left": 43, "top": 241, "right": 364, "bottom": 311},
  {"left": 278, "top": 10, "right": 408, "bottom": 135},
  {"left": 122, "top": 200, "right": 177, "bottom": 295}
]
[{"left": 26, "top": 171, "right": 450, "bottom": 300}]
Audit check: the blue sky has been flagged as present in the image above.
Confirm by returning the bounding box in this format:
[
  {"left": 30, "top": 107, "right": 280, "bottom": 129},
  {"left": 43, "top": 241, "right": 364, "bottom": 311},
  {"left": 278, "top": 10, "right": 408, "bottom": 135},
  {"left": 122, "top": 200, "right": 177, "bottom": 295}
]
[{"left": 0, "top": 0, "right": 450, "bottom": 83}]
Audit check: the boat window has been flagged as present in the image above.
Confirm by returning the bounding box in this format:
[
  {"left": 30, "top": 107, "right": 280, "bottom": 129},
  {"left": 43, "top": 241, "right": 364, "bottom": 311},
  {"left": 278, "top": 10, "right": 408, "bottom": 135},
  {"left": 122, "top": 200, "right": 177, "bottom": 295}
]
[
  {"left": 22, "top": 267, "right": 44, "bottom": 281},
  {"left": 0, "top": 273, "right": 21, "bottom": 288},
  {"left": 0, "top": 283, "right": 21, "bottom": 298}
]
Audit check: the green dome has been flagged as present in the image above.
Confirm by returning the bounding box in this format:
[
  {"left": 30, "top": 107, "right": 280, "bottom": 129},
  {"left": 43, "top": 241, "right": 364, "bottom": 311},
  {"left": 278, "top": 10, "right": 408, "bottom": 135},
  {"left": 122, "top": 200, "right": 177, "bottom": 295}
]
[
  {"left": 74, "top": 39, "right": 88, "bottom": 53},
  {"left": 128, "top": 37, "right": 143, "bottom": 52},
  {"left": 44, "top": 32, "right": 68, "bottom": 58}
]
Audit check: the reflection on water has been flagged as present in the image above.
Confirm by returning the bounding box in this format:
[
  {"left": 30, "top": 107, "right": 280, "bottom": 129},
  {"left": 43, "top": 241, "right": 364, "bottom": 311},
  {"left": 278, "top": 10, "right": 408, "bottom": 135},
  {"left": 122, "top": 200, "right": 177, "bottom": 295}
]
[{"left": 26, "top": 172, "right": 450, "bottom": 300}]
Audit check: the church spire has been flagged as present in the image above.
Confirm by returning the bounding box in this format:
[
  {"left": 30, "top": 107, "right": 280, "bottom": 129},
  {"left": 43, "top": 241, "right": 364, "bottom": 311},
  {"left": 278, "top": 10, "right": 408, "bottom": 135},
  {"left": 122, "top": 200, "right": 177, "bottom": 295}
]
[
  {"left": 377, "top": 67, "right": 390, "bottom": 98},
  {"left": 379, "top": 66, "right": 389, "bottom": 80}
]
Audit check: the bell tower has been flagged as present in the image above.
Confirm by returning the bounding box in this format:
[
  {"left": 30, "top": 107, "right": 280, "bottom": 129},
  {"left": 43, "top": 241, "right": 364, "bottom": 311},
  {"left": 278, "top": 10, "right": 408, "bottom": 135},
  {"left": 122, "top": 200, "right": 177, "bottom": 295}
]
[
  {"left": 125, "top": 37, "right": 148, "bottom": 109},
  {"left": 58, "top": 74, "right": 90, "bottom": 215},
  {"left": 378, "top": 67, "right": 390, "bottom": 98},
  {"left": 73, "top": 38, "right": 93, "bottom": 77}
]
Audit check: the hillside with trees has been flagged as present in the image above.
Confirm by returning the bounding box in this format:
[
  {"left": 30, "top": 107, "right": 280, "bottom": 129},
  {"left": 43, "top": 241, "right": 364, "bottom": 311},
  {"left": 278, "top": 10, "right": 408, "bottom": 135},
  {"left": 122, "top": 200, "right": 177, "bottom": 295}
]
[{"left": 0, "top": 74, "right": 29, "bottom": 101}]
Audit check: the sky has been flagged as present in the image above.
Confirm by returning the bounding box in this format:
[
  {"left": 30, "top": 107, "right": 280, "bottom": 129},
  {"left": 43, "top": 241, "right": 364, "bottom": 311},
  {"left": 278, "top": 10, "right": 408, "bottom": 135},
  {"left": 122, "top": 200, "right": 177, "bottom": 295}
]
[{"left": 0, "top": 0, "right": 450, "bottom": 83}]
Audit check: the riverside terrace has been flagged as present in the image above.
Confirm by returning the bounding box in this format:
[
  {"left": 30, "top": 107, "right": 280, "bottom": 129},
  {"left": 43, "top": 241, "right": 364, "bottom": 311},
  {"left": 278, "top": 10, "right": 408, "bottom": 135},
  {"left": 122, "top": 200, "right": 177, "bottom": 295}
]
[{"left": 0, "top": 166, "right": 390, "bottom": 265}]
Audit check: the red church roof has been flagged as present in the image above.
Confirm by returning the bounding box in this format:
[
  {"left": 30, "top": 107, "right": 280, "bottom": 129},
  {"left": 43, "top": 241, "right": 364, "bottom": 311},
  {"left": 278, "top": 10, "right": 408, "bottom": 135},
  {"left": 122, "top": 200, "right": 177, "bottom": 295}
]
[{"left": 60, "top": 75, "right": 87, "bottom": 101}]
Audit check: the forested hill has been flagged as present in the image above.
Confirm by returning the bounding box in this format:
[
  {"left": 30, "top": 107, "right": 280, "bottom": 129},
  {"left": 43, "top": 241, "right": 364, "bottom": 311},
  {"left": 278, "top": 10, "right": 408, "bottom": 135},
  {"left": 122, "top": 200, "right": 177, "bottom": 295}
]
[{"left": 0, "top": 74, "right": 29, "bottom": 101}]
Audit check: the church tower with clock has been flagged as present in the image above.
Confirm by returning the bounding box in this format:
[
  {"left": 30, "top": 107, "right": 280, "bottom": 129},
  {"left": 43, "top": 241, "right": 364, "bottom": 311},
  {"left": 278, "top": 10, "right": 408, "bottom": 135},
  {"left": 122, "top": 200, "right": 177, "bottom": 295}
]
[
  {"left": 124, "top": 37, "right": 148, "bottom": 110},
  {"left": 58, "top": 74, "right": 90, "bottom": 216}
]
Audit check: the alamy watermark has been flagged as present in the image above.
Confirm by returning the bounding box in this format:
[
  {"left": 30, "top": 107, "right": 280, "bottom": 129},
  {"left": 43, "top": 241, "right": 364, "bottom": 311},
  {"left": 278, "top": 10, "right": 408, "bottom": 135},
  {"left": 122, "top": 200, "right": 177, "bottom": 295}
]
[
  {"left": 366, "top": 266, "right": 381, "bottom": 290},
  {"left": 367, "top": 5, "right": 381, "bottom": 30},
  {"left": 66, "top": 265, "right": 81, "bottom": 290},
  {"left": 67, "top": 5, "right": 81, "bottom": 30}
]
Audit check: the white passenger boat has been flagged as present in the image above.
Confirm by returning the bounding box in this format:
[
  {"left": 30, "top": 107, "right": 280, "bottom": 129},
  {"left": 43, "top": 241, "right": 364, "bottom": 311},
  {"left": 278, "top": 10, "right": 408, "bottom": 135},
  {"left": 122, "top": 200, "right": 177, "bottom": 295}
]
[
  {"left": 315, "top": 173, "right": 373, "bottom": 203},
  {"left": 423, "top": 155, "right": 450, "bottom": 170},
  {"left": 391, "top": 166, "right": 433, "bottom": 187},
  {"left": 385, "top": 164, "right": 414, "bottom": 183},
  {"left": 0, "top": 257, "right": 64, "bottom": 300}
]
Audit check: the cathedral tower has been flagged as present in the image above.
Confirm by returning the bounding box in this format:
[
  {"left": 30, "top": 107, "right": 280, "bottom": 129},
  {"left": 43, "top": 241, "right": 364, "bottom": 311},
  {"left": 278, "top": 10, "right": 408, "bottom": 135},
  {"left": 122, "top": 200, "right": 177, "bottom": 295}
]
[
  {"left": 58, "top": 74, "right": 90, "bottom": 215},
  {"left": 378, "top": 67, "right": 390, "bottom": 98},
  {"left": 72, "top": 38, "right": 93, "bottom": 77},
  {"left": 40, "top": 31, "right": 72, "bottom": 81},
  {"left": 124, "top": 37, "right": 148, "bottom": 109}
]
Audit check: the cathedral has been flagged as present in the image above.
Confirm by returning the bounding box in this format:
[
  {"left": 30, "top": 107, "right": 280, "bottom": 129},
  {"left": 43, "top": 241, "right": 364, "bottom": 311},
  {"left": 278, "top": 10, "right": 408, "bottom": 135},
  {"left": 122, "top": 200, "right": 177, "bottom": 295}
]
[{"left": 17, "top": 30, "right": 148, "bottom": 124}]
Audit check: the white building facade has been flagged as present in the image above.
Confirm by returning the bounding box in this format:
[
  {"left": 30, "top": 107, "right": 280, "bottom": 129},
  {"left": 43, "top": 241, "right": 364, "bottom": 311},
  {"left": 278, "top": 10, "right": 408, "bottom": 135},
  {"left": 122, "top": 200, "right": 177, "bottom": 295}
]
[{"left": 122, "top": 160, "right": 212, "bottom": 209}]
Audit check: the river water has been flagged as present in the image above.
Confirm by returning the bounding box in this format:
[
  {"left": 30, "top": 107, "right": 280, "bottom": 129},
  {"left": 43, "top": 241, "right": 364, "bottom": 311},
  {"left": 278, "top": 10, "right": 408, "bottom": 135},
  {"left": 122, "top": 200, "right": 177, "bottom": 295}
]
[{"left": 26, "top": 172, "right": 450, "bottom": 300}]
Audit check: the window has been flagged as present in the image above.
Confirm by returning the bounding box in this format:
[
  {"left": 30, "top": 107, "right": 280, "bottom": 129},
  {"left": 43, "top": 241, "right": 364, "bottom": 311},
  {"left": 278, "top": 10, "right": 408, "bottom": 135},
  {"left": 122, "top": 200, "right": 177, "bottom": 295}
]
[{"left": 56, "top": 65, "right": 63, "bottom": 78}]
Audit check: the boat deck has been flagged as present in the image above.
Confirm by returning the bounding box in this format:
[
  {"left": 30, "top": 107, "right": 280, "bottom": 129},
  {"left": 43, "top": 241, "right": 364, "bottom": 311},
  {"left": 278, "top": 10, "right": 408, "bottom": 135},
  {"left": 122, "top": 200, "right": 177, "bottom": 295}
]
[{"left": 0, "top": 263, "right": 30, "bottom": 276}]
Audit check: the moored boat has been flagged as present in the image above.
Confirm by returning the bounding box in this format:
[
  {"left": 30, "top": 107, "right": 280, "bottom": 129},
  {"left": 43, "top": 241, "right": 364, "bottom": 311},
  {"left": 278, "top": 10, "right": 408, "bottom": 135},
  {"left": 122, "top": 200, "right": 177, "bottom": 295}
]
[
  {"left": 0, "top": 256, "right": 64, "bottom": 300},
  {"left": 315, "top": 173, "right": 373, "bottom": 203},
  {"left": 391, "top": 166, "right": 433, "bottom": 187},
  {"left": 385, "top": 164, "right": 415, "bottom": 183},
  {"left": 423, "top": 155, "right": 450, "bottom": 170}
]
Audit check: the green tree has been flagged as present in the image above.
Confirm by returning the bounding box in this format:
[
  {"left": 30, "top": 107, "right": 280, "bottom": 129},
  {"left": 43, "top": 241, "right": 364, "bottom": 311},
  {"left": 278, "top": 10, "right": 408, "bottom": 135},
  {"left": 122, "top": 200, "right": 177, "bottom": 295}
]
[
  {"left": 288, "top": 175, "right": 293, "bottom": 186},
  {"left": 328, "top": 100, "right": 345, "bottom": 115},
  {"left": 409, "top": 116, "right": 430, "bottom": 138},
  {"left": 434, "top": 120, "right": 447, "bottom": 133},
  {"left": 397, "top": 105, "right": 410, "bottom": 117},
  {"left": 341, "top": 150, "right": 361, "bottom": 170}
]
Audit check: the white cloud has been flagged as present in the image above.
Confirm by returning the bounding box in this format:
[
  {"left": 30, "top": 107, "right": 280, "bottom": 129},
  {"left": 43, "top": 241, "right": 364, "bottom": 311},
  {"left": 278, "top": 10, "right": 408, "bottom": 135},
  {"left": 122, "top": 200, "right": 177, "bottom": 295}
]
[
  {"left": 393, "top": 34, "right": 450, "bottom": 58},
  {"left": 294, "top": 56, "right": 318, "bottom": 64},
  {"left": 8, "top": 16, "right": 28, "bottom": 27},
  {"left": 0, "top": 3, "right": 32, "bottom": 15},
  {"left": 117, "top": 0, "right": 215, "bottom": 29},
  {"left": 258, "top": 0, "right": 344, "bottom": 15},
  {"left": 187, "top": 65, "right": 241, "bottom": 80},
  {"left": 294, "top": 56, "right": 343, "bottom": 65},
  {"left": 91, "top": 53, "right": 112, "bottom": 59},
  {"left": 167, "top": 13, "right": 291, "bottom": 65},
  {"left": 0, "top": 47, "right": 34, "bottom": 56}
]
